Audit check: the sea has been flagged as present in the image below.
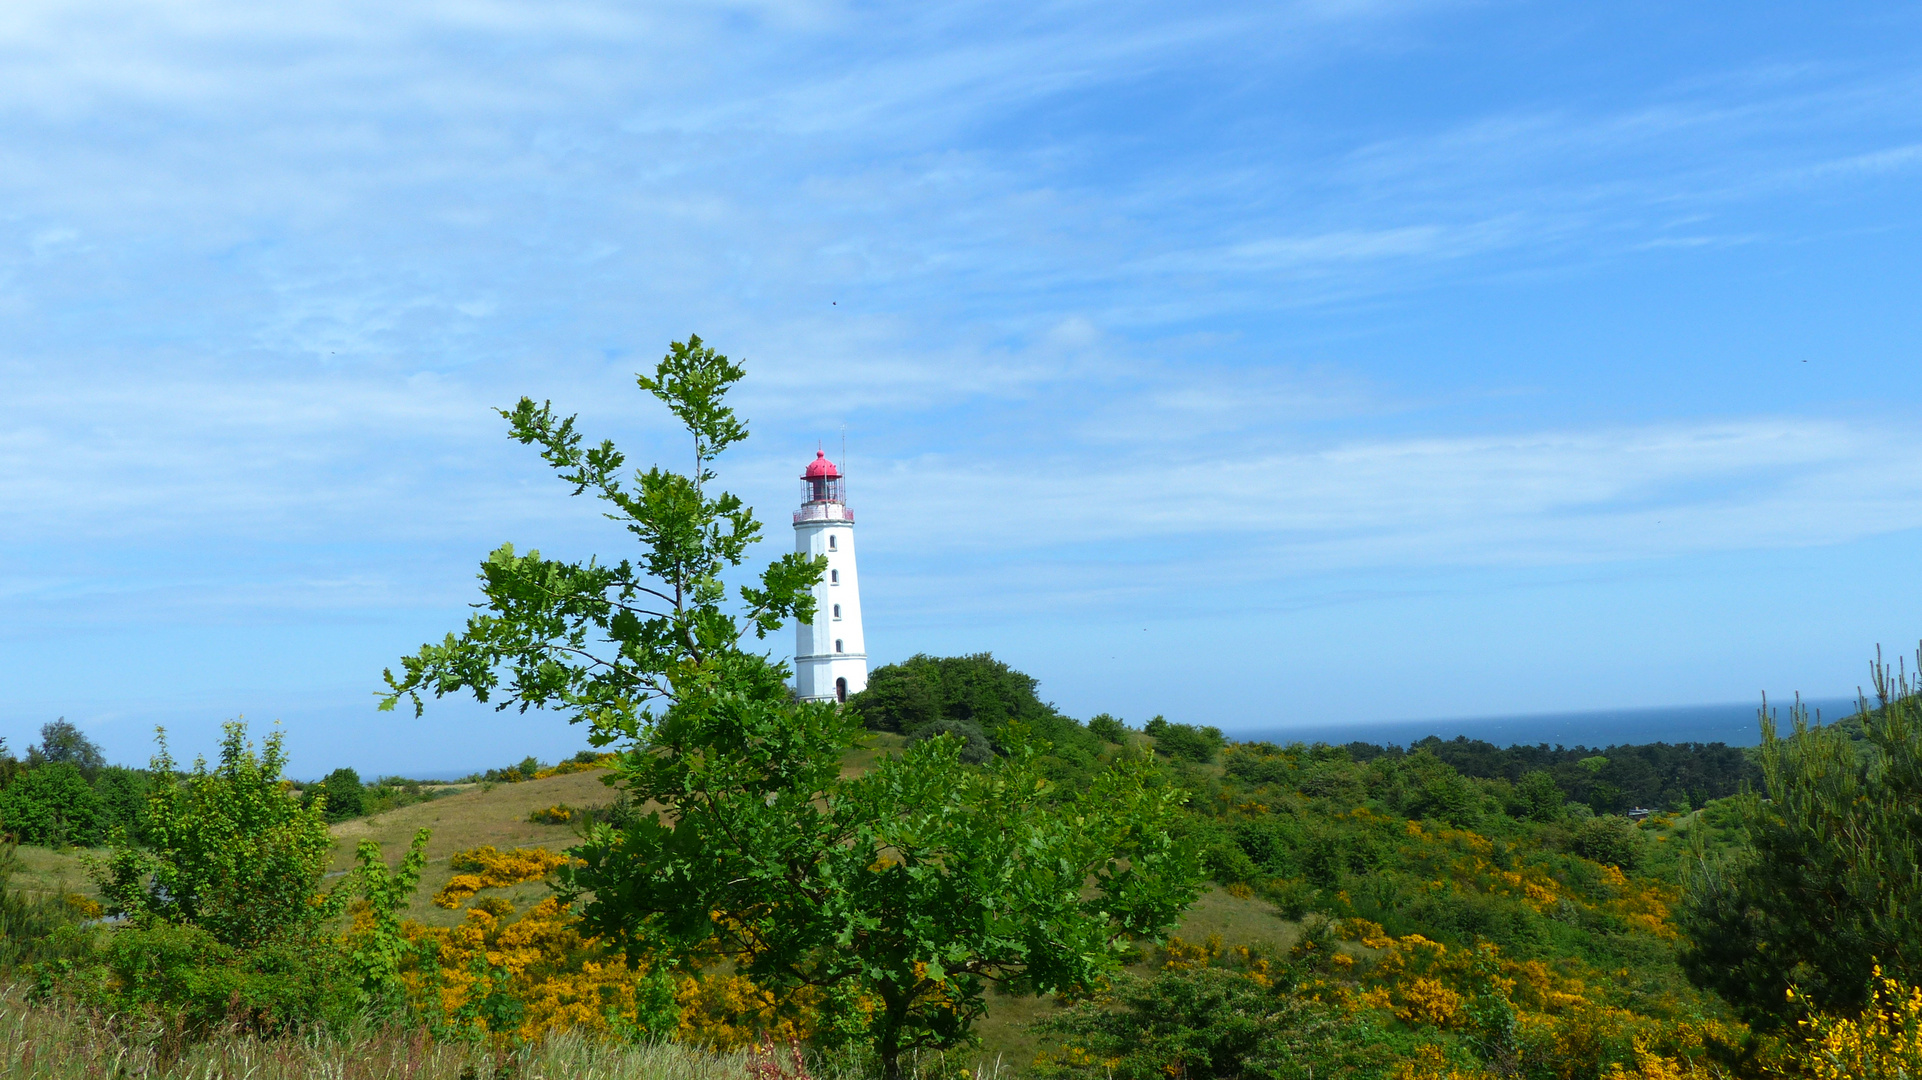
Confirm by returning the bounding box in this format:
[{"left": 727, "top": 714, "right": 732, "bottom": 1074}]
[{"left": 1233, "top": 696, "right": 1868, "bottom": 751}]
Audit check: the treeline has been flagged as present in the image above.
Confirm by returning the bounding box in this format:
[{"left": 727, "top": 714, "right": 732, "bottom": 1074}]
[
  {"left": 848, "top": 655, "right": 1761, "bottom": 816},
  {"left": 1345, "top": 735, "right": 1760, "bottom": 814},
  {"left": 0, "top": 721, "right": 150, "bottom": 846}
]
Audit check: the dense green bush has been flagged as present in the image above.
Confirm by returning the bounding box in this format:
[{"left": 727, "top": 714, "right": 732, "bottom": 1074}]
[
  {"left": 848, "top": 653, "right": 1102, "bottom": 776},
  {"left": 1036, "top": 963, "right": 1395, "bottom": 1080},
  {"left": 1086, "top": 713, "right": 1128, "bottom": 743},
  {"left": 1146, "top": 717, "right": 1225, "bottom": 764},
  {"left": 95, "top": 723, "right": 338, "bottom": 949},
  {"left": 1680, "top": 672, "right": 1922, "bottom": 1028},
  {"left": 0, "top": 763, "right": 103, "bottom": 846},
  {"left": 905, "top": 718, "right": 993, "bottom": 763},
  {"left": 1387, "top": 734, "right": 1757, "bottom": 813},
  {"left": 308, "top": 766, "right": 366, "bottom": 822},
  {"left": 41, "top": 921, "right": 359, "bottom": 1036},
  {"left": 1509, "top": 770, "right": 1566, "bottom": 822},
  {"left": 1571, "top": 815, "right": 1645, "bottom": 870}
]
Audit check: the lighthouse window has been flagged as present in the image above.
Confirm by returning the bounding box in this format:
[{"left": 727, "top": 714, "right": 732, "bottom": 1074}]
[
  {"left": 830, "top": 570, "right": 839, "bottom": 584},
  {"left": 828, "top": 535, "right": 837, "bottom": 551},
  {"left": 832, "top": 604, "right": 842, "bottom": 619},
  {"left": 835, "top": 639, "right": 845, "bottom": 653}
]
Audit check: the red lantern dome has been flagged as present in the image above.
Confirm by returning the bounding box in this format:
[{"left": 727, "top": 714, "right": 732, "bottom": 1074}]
[
  {"left": 803, "top": 450, "right": 840, "bottom": 479},
  {"left": 798, "top": 450, "right": 849, "bottom": 514}
]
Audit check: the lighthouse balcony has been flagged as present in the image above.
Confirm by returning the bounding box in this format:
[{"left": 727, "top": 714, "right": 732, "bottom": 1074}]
[{"left": 794, "top": 502, "right": 855, "bottom": 524}]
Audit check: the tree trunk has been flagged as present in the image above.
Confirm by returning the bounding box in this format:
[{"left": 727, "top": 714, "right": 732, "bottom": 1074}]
[{"left": 876, "top": 989, "right": 910, "bottom": 1080}]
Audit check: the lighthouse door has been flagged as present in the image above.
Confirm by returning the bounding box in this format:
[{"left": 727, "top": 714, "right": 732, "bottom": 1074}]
[{"left": 835, "top": 677, "right": 848, "bottom": 703}]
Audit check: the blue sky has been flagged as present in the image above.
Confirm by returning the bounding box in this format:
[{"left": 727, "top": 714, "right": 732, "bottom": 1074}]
[{"left": 3, "top": 1, "right": 1919, "bottom": 776}]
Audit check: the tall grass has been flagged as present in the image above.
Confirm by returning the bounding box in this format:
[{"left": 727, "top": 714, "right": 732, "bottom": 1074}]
[
  {"left": 0, "top": 983, "right": 753, "bottom": 1080},
  {"left": 0, "top": 984, "right": 1010, "bottom": 1080}
]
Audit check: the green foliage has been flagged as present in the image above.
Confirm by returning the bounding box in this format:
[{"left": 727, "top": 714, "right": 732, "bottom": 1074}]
[
  {"left": 380, "top": 335, "right": 822, "bottom": 733},
  {"left": 94, "top": 723, "right": 340, "bottom": 949},
  {"left": 905, "top": 718, "right": 993, "bottom": 763},
  {"left": 1036, "top": 964, "right": 1395, "bottom": 1080},
  {"left": 341, "top": 829, "right": 431, "bottom": 1012},
  {"left": 1087, "top": 713, "right": 1128, "bottom": 743},
  {"left": 308, "top": 766, "right": 366, "bottom": 822},
  {"left": 90, "top": 766, "right": 150, "bottom": 845},
  {"left": 1679, "top": 662, "right": 1922, "bottom": 1029},
  {"left": 383, "top": 337, "right": 1201, "bottom": 1079},
  {"left": 1386, "top": 734, "right": 1758, "bottom": 814},
  {"left": 1571, "top": 815, "right": 1646, "bottom": 870},
  {"left": 1150, "top": 721, "right": 1226, "bottom": 764},
  {"left": 39, "top": 920, "right": 359, "bottom": 1036},
  {"left": 0, "top": 763, "right": 103, "bottom": 847},
  {"left": 1511, "top": 770, "right": 1566, "bottom": 822},
  {"left": 849, "top": 653, "right": 1103, "bottom": 775},
  {"left": 1204, "top": 738, "right": 1710, "bottom": 996},
  {"left": 26, "top": 720, "right": 106, "bottom": 779}
]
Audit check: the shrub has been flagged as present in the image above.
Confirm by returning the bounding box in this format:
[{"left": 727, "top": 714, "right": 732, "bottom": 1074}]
[
  {"left": 1786, "top": 965, "right": 1922, "bottom": 1080},
  {"left": 849, "top": 653, "right": 1101, "bottom": 769},
  {"left": 1511, "top": 770, "right": 1566, "bottom": 822},
  {"left": 0, "top": 763, "right": 103, "bottom": 847},
  {"left": 1035, "top": 964, "right": 1394, "bottom": 1080},
  {"left": 1572, "top": 816, "right": 1645, "bottom": 870},
  {"left": 43, "top": 920, "right": 359, "bottom": 1036},
  {"left": 1087, "top": 713, "right": 1128, "bottom": 744},
  {"left": 906, "top": 718, "right": 993, "bottom": 763},
  {"left": 94, "top": 723, "right": 338, "bottom": 949},
  {"left": 1151, "top": 722, "right": 1226, "bottom": 764},
  {"left": 309, "top": 766, "right": 365, "bottom": 822}
]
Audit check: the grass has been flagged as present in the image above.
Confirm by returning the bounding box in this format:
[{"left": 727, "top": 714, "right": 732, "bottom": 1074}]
[
  {"left": 326, "top": 766, "right": 631, "bottom": 927},
  {"left": 1, "top": 843, "right": 102, "bottom": 906},
  {"left": 0, "top": 980, "right": 750, "bottom": 1079},
  {"left": 0, "top": 982, "right": 1026, "bottom": 1080}
]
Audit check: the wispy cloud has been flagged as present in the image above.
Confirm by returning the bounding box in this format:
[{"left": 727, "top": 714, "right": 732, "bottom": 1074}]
[{"left": 4, "top": 0, "right": 1920, "bottom": 755}]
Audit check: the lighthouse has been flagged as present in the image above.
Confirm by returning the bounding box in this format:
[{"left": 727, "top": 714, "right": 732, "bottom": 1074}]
[{"left": 793, "top": 450, "right": 867, "bottom": 703}]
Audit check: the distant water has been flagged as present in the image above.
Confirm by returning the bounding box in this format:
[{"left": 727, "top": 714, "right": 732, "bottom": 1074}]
[{"left": 1235, "top": 697, "right": 1866, "bottom": 751}]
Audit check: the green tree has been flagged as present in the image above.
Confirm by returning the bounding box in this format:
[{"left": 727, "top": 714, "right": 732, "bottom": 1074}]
[
  {"left": 1679, "top": 657, "right": 1922, "bottom": 1028},
  {"left": 1511, "top": 769, "right": 1565, "bottom": 822},
  {"left": 1087, "top": 713, "right": 1128, "bottom": 744},
  {"left": 91, "top": 765, "right": 150, "bottom": 843},
  {"left": 1151, "top": 721, "right": 1226, "bottom": 764},
  {"left": 309, "top": 766, "right": 366, "bottom": 822},
  {"left": 28, "top": 719, "right": 106, "bottom": 779},
  {"left": 0, "top": 763, "right": 103, "bottom": 846},
  {"left": 94, "top": 723, "right": 340, "bottom": 949},
  {"left": 382, "top": 337, "right": 1201, "bottom": 1077},
  {"left": 850, "top": 653, "right": 1101, "bottom": 773}
]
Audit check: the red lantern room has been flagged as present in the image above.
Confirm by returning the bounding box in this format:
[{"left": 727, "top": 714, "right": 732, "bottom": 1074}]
[{"left": 801, "top": 450, "right": 844, "bottom": 505}]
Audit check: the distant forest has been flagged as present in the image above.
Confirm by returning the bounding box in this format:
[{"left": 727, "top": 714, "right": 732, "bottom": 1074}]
[
  {"left": 849, "top": 652, "right": 1763, "bottom": 814},
  {"left": 1342, "top": 735, "right": 1760, "bottom": 814}
]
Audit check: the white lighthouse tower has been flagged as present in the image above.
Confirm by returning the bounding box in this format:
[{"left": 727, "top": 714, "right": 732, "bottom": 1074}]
[{"left": 793, "top": 450, "right": 867, "bottom": 703}]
